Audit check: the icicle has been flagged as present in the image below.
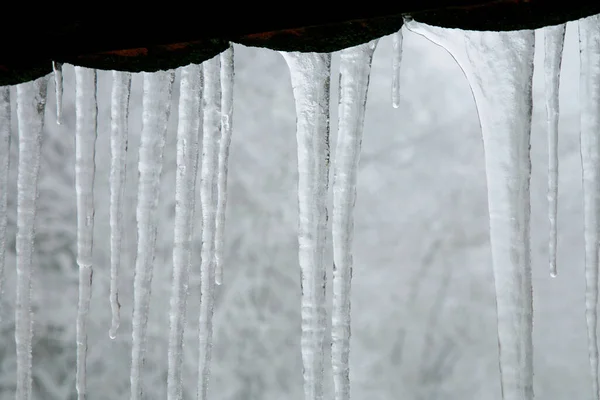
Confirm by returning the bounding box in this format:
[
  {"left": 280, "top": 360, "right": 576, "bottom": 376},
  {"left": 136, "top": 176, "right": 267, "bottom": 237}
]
[
  {"left": 579, "top": 15, "right": 600, "bottom": 400},
  {"left": 215, "top": 44, "right": 234, "bottom": 286},
  {"left": 544, "top": 24, "right": 566, "bottom": 278},
  {"left": 53, "top": 62, "right": 63, "bottom": 125},
  {"left": 0, "top": 87, "right": 10, "bottom": 321},
  {"left": 74, "top": 67, "right": 98, "bottom": 400},
  {"left": 15, "top": 77, "right": 48, "bottom": 400},
  {"left": 130, "top": 70, "right": 175, "bottom": 400},
  {"left": 281, "top": 51, "right": 331, "bottom": 400},
  {"left": 406, "top": 21, "right": 535, "bottom": 400},
  {"left": 332, "top": 41, "right": 377, "bottom": 400},
  {"left": 391, "top": 30, "right": 403, "bottom": 109},
  {"left": 109, "top": 71, "right": 132, "bottom": 340},
  {"left": 168, "top": 64, "right": 202, "bottom": 400},
  {"left": 198, "top": 55, "right": 221, "bottom": 400}
]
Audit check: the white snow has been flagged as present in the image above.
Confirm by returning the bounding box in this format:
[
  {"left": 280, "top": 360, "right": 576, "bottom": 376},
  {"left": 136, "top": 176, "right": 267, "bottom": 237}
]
[
  {"left": 281, "top": 51, "right": 331, "bottom": 400},
  {"left": 0, "top": 86, "right": 10, "bottom": 320},
  {"left": 167, "top": 63, "right": 202, "bottom": 400},
  {"left": 198, "top": 55, "right": 221, "bottom": 400},
  {"left": 332, "top": 40, "right": 377, "bottom": 400},
  {"left": 544, "top": 24, "right": 566, "bottom": 278},
  {"left": 579, "top": 14, "right": 600, "bottom": 400},
  {"left": 109, "top": 71, "right": 132, "bottom": 340},
  {"left": 74, "top": 66, "right": 98, "bottom": 400},
  {"left": 53, "top": 62, "right": 63, "bottom": 125},
  {"left": 406, "top": 21, "right": 535, "bottom": 400},
  {"left": 15, "top": 77, "right": 48, "bottom": 400},
  {"left": 391, "top": 30, "right": 403, "bottom": 109},
  {"left": 215, "top": 44, "right": 235, "bottom": 286},
  {"left": 130, "top": 70, "right": 175, "bottom": 400}
]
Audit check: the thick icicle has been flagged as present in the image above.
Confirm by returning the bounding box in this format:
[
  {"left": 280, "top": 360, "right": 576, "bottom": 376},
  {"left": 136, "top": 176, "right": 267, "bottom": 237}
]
[
  {"left": 74, "top": 67, "right": 98, "bottom": 400},
  {"left": 391, "top": 30, "right": 403, "bottom": 109},
  {"left": 281, "top": 51, "right": 331, "bottom": 400},
  {"left": 130, "top": 70, "right": 175, "bottom": 400},
  {"left": 198, "top": 55, "right": 221, "bottom": 400},
  {"left": 15, "top": 77, "right": 48, "bottom": 400},
  {"left": 167, "top": 64, "right": 202, "bottom": 400},
  {"left": 579, "top": 15, "right": 600, "bottom": 400},
  {"left": 406, "top": 21, "right": 535, "bottom": 400},
  {"left": 109, "top": 71, "right": 132, "bottom": 339},
  {"left": 215, "top": 44, "right": 234, "bottom": 286},
  {"left": 544, "top": 23, "right": 566, "bottom": 278},
  {"left": 332, "top": 41, "right": 377, "bottom": 400},
  {"left": 0, "top": 87, "right": 9, "bottom": 319},
  {"left": 53, "top": 62, "right": 63, "bottom": 125}
]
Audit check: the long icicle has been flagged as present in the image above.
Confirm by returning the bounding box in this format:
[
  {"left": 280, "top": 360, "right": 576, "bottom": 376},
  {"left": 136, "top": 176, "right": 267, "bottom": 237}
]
[
  {"left": 74, "top": 67, "right": 98, "bottom": 400},
  {"left": 406, "top": 21, "right": 535, "bottom": 400},
  {"left": 215, "top": 44, "right": 234, "bottom": 286},
  {"left": 130, "top": 70, "right": 175, "bottom": 400},
  {"left": 15, "top": 77, "right": 48, "bottom": 400},
  {"left": 109, "top": 71, "right": 132, "bottom": 339},
  {"left": 198, "top": 55, "right": 221, "bottom": 400},
  {"left": 579, "top": 15, "right": 600, "bottom": 400},
  {"left": 281, "top": 51, "right": 331, "bottom": 400},
  {"left": 53, "top": 62, "right": 63, "bottom": 125},
  {"left": 0, "top": 87, "right": 10, "bottom": 323},
  {"left": 391, "top": 30, "right": 403, "bottom": 109},
  {"left": 168, "top": 63, "right": 202, "bottom": 400},
  {"left": 332, "top": 40, "right": 377, "bottom": 400},
  {"left": 544, "top": 23, "right": 566, "bottom": 278}
]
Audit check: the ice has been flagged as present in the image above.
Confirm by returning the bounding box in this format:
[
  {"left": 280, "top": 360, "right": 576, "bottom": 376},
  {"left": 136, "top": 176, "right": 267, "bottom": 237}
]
[
  {"left": 53, "top": 62, "right": 63, "bottom": 125},
  {"left": 0, "top": 86, "right": 10, "bottom": 320},
  {"left": 332, "top": 40, "right": 377, "bottom": 400},
  {"left": 544, "top": 24, "right": 566, "bottom": 278},
  {"left": 215, "top": 44, "right": 234, "bottom": 286},
  {"left": 74, "top": 67, "right": 98, "bottom": 400},
  {"left": 406, "top": 21, "right": 535, "bottom": 400},
  {"left": 579, "top": 14, "right": 600, "bottom": 400},
  {"left": 15, "top": 77, "right": 48, "bottom": 400},
  {"left": 391, "top": 30, "right": 403, "bottom": 109},
  {"left": 167, "top": 64, "right": 202, "bottom": 400},
  {"left": 281, "top": 51, "right": 331, "bottom": 400},
  {"left": 198, "top": 55, "right": 221, "bottom": 400},
  {"left": 130, "top": 70, "right": 175, "bottom": 400},
  {"left": 109, "top": 71, "right": 132, "bottom": 340}
]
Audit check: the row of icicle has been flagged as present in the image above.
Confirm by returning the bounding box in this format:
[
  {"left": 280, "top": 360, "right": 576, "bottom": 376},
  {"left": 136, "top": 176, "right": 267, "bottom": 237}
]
[{"left": 1, "top": 14, "right": 600, "bottom": 400}]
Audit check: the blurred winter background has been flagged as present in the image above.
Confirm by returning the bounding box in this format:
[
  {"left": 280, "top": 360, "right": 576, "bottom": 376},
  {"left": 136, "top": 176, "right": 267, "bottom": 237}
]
[{"left": 0, "top": 20, "right": 592, "bottom": 399}]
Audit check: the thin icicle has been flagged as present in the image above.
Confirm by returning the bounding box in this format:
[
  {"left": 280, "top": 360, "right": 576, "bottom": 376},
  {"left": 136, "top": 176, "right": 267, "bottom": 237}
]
[
  {"left": 109, "top": 71, "right": 132, "bottom": 340},
  {"left": 130, "top": 70, "right": 175, "bottom": 400},
  {"left": 281, "top": 51, "right": 331, "bottom": 400},
  {"left": 53, "top": 62, "right": 63, "bottom": 125},
  {"left": 168, "top": 64, "right": 202, "bottom": 400},
  {"left": 215, "top": 44, "right": 234, "bottom": 286},
  {"left": 579, "top": 15, "right": 600, "bottom": 400},
  {"left": 74, "top": 67, "right": 98, "bottom": 400},
  {"left": 198, "top": 55, "right": 221, "bottom": 400},
  {"left": 332, "top": 41, "right": 377, "bottom": 400},
  {"left": 391, "top": 30, "right": 403, "bottom": 109},
  {"left": 544, "top": 23, "right": 566, "bottom": 278},
  {"left": 406, "top": 21, "right": 535, "bottom": 400},
  {"left": 15, "top": 77, "right": 48, "bottom": 400},
  {"left": 0, "top": 87, "right": 10, "bottom": 320}
]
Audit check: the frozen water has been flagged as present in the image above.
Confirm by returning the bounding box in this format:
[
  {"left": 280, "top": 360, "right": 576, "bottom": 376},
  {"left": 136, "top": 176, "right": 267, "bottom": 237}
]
[
  {"left": 406, "top": 20, "right": 535, "bottom": 400},
  {"left": 0, "top": 86, "right": 10, "bottom": 322},
  {"left": 15, "top": 77, "right": 48, "bottom": 400},
  {"left": 281, "top": 51, "right": 331, "bottom": 400},
  {"left": 109, "top": 71, "right": 132, "bottom": 340},
  {"left": 53, "top": 62, "right": 63, "bottom": 125},
  {"left": 130, "top": 70, "right": 175, "bottom": 400},
  {"left": 332, "top": 40, "right": 377, "bottom": 400},
  {"left": 167, "top": 63, "right": 202, "bottom": 400},
  {"left": 544, "top": 23, "right": 566, "bottom": 278},
  {"left": 391, "top": 30, "right": 403, "bottom": 109}
]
